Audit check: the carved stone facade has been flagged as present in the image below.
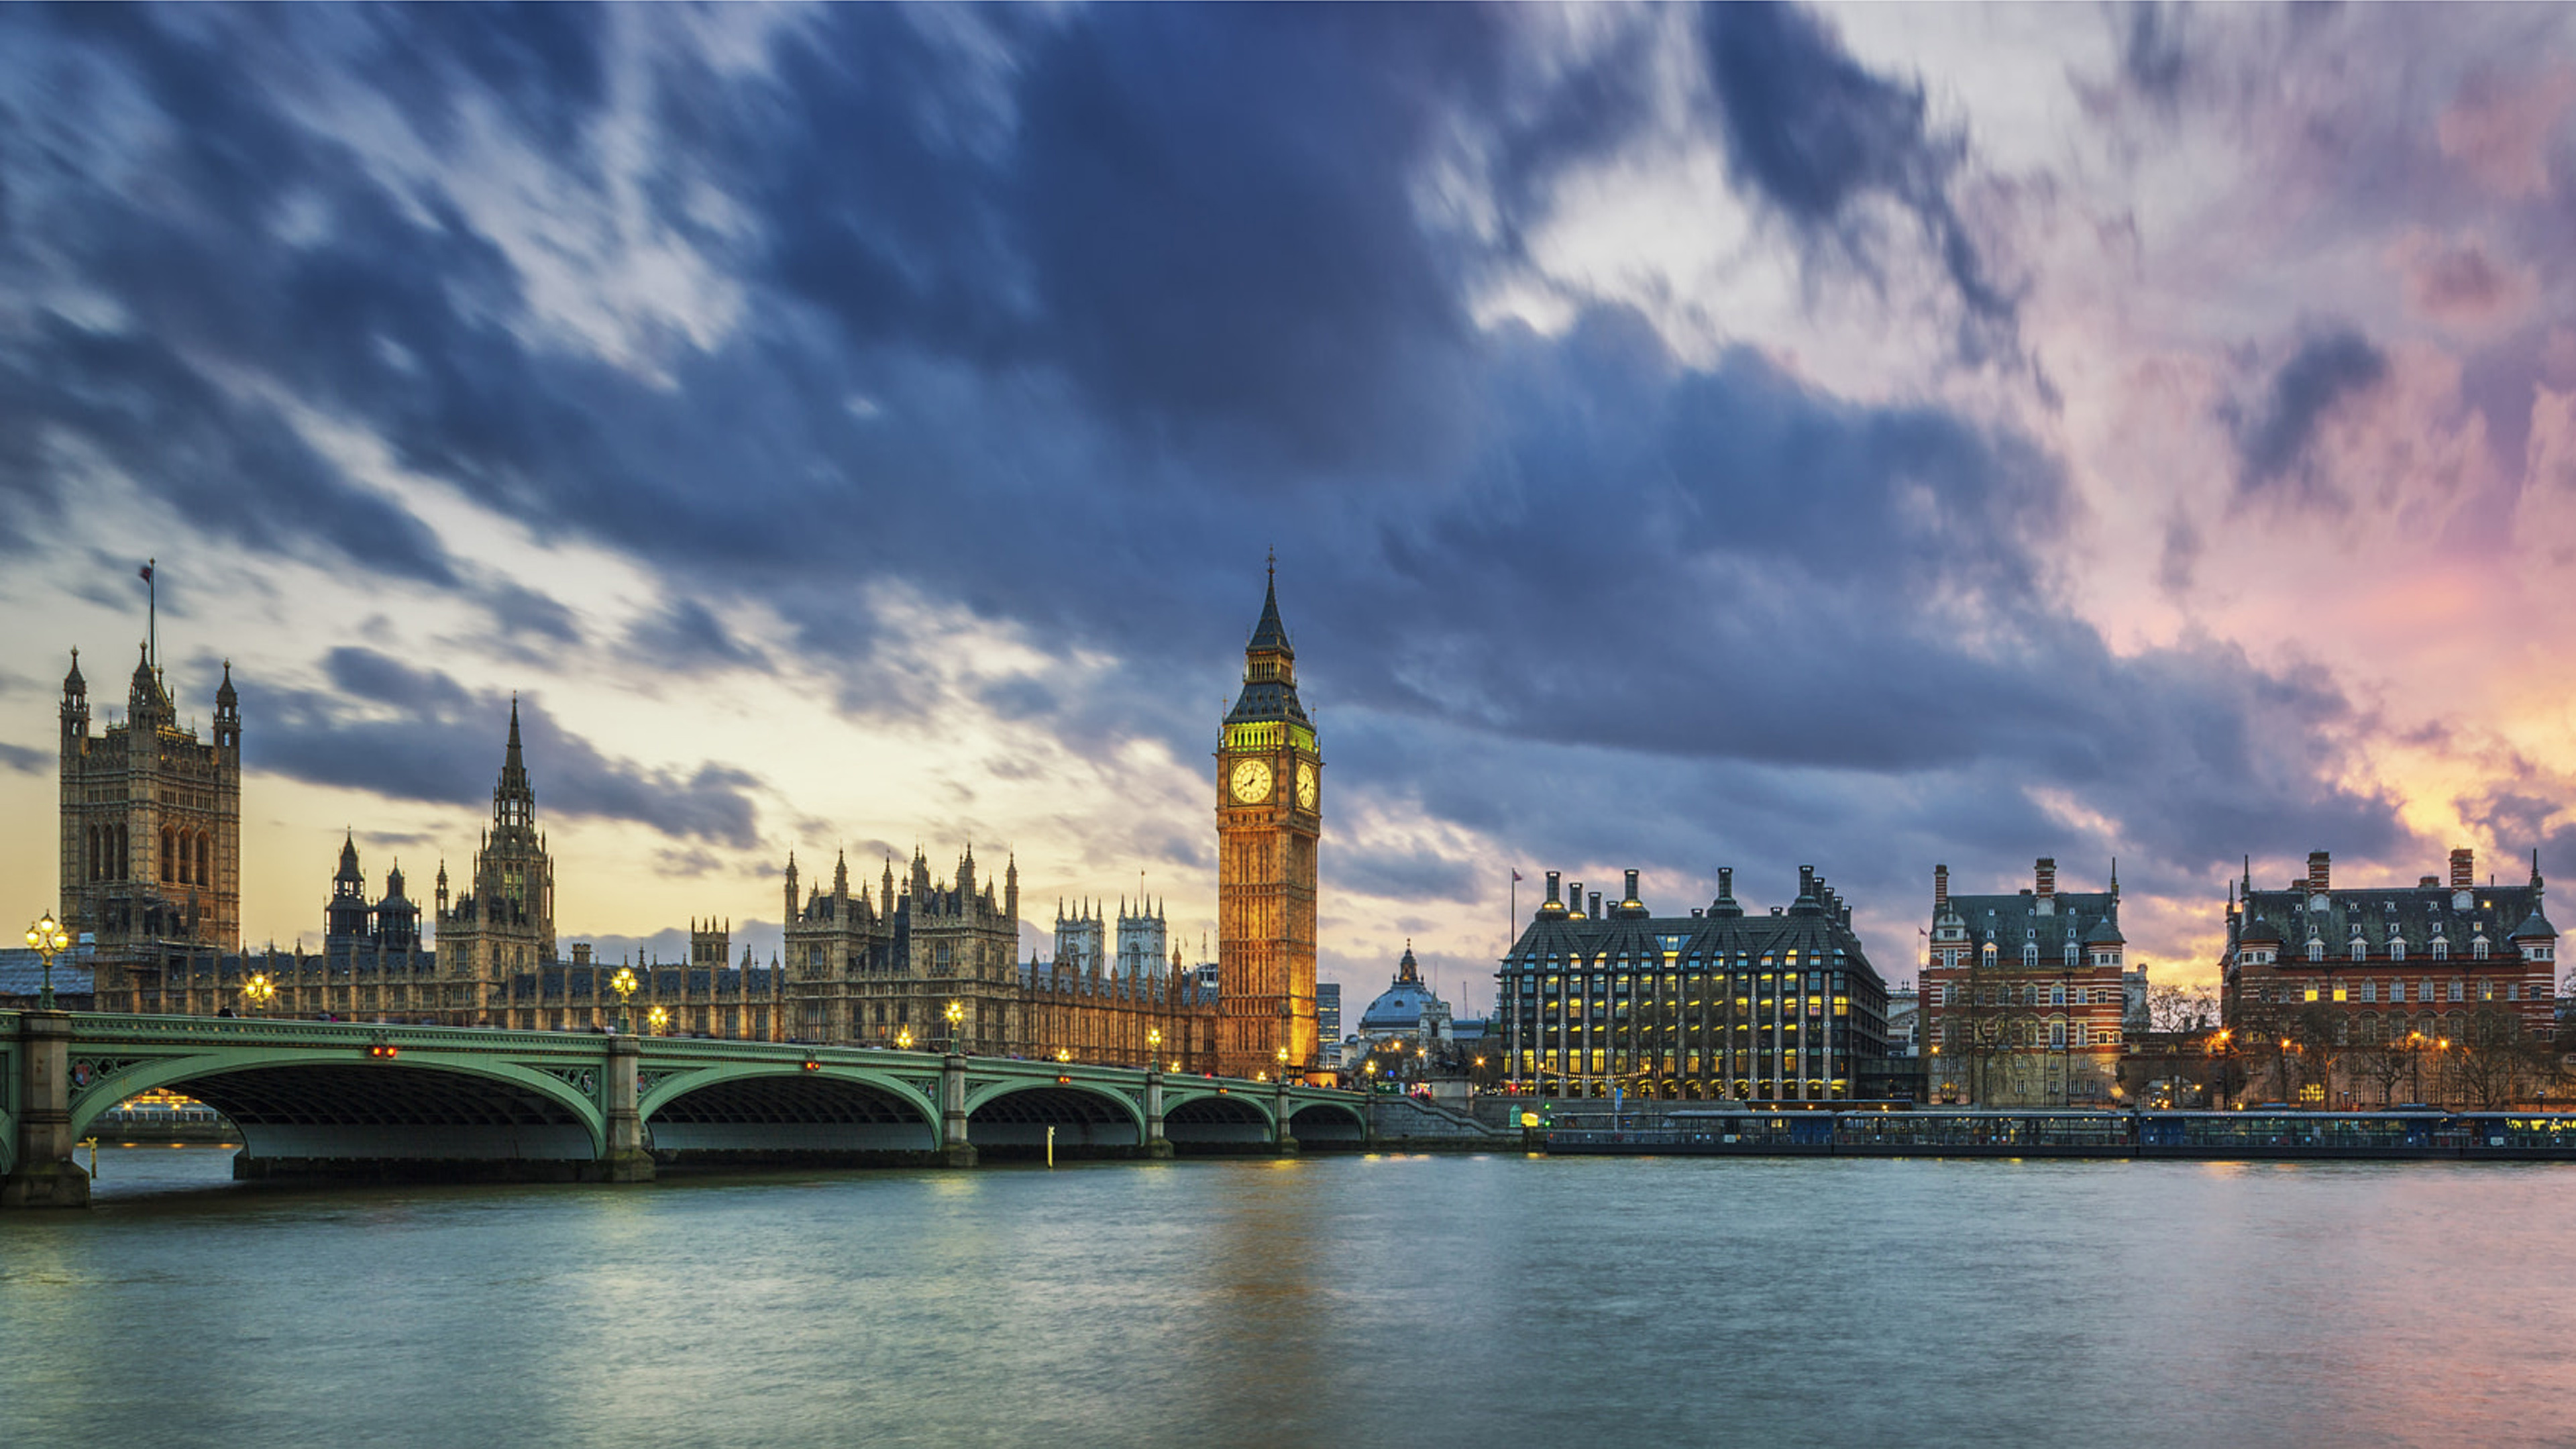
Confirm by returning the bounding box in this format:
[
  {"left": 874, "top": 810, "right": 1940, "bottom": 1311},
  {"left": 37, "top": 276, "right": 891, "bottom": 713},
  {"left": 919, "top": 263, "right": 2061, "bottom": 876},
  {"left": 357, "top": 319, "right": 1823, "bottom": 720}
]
[
  {"left": 777, "top": 849, "right": 1219, "bottom": 1068},
  {"left": 433, "top": 700, "right": 555, "bottom": 1011},
  {"left": 1215, "top": 568, "right": 1322, "bottom": 1077},
  {"left": 58, "top": 645, "right": 241, "bottom": 960}
]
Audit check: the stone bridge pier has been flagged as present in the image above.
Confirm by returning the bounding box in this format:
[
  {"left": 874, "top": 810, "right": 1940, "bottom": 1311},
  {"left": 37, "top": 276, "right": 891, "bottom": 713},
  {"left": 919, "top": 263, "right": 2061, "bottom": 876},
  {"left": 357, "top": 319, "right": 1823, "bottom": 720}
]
[{"left": 3, "top": 1011, "right": 89, "bottom": 1208}]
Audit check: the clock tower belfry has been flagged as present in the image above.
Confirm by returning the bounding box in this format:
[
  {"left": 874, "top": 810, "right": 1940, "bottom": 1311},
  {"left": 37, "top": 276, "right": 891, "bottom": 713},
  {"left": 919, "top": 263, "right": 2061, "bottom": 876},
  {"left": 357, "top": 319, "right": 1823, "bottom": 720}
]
[{"left": 1217, "top": 563, "right": 1322, "bottom": 1079}]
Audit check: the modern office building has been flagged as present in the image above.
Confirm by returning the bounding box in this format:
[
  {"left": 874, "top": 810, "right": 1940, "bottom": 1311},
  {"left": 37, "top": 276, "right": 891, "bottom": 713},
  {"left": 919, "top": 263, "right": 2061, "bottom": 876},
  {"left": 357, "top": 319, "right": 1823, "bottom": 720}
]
[{"left": 1495, "top": 866, "right": 1892, "bottom": 1102}]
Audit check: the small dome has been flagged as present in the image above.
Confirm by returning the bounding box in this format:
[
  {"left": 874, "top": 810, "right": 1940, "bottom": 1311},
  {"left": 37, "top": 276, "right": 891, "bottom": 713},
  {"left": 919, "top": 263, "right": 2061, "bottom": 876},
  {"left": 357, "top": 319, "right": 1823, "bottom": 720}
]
[
  {"left": 62, "top": 648, "right": 85, "bottom": 695},
  {"left": 1359, "top": 941, "right": 1443, "bottom": 1030}
]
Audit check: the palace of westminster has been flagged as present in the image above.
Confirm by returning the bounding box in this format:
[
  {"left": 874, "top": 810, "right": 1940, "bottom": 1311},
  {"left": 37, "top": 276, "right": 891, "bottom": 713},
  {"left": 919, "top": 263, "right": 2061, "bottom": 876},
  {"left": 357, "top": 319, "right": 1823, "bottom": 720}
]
[{"left": 46, "top": 574, "right": 1326, "bottom": 1080}]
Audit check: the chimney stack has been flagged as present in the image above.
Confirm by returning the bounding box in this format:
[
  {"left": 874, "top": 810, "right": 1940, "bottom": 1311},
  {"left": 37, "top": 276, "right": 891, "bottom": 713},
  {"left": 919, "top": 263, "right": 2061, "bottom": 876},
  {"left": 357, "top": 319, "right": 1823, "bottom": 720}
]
[
  {"left": 2035, "top": 857, "right": 2055, "bottom": 898},
  {"left": 1623, "top": 869, "right": 1640, "bottom": 908},
  {"left": 1568, "top": 882, "right": 1584, "bottom": 917},
  {"left": 2449, "top": 848, "right": 2474, "bottom": 890},
  {"left": 1544, "top": 871, "right": 1562, "bottom": 906},
  {"left": 1587, "top": 891, "right": 1601, "bottom": 918},
  {"left": 1799, "top": 864, "right": 1817, "bottom": 900},
  {"left": 2308, "top": 851, "right": 2332, "bottom": 894},
  {"left": 1935, "top": 863, "right": 1949, "bottom": 912},
  {"left": 1718, "top": 867, "right": 1734, "bottom": 900}
]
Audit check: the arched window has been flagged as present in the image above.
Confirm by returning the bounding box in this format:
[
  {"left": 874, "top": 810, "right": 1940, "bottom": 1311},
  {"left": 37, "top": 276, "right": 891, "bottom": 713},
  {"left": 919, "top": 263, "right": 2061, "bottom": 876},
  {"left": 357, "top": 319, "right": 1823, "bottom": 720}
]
[
  {"left": 2350, "top": 934, "right": 2368, "bottom": 961},
  {"left": 161, "top": 826, "right": 175, "bottom": 881},
  {"left": 2431, "top": 937, "right": 2449, "bottom": 961},
  {"left": 2023, "top": 941, "right": 2039, "bottom": 967},
  {"left": 2473, "top": 934, "right": 2490, "bottom": 961},
  {"left": 2308, "top": 937, "right": 2326, "bottom": 962},
  {"left": 196, "top": 832, "right": 210, "bottom": 888},
  {"left": 2390, "top": 936, "right": 2406, "bottom": 963},
  {"left": 1982, "top": 942, "right": 1996, "bottom": 969}
]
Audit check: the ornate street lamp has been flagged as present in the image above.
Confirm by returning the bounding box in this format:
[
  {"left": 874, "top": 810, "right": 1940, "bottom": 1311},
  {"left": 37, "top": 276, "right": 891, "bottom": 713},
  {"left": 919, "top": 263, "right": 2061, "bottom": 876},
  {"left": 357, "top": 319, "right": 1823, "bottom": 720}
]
[
  {"left": 945, "top": 998, "right": 964, "bottom": 1054},
  {"left": 1148, "top": 1027, "right": 1162, "bottom": 1071},
  {"left": 241, "top": 971, "right": 276, "bottom": 1018},
  {"left": 23, "top": 913, "right": 69, "bottom": 1012},
  {"left": 610, "top": 966, "right": 639, "bottom": 1034},
  {"left": 647, "top": 1004, "right": 670, "bottom": 1036},
  {"left": 896, "top": 1025, "right": 914, "bottom": 1051}
]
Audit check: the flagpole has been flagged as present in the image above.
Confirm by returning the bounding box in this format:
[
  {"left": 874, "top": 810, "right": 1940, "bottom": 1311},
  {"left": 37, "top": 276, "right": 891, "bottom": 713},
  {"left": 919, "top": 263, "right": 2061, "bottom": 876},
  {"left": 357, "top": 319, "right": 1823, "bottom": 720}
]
[{"left": 145, "top": 557, "right": 156, "bottom": 668}]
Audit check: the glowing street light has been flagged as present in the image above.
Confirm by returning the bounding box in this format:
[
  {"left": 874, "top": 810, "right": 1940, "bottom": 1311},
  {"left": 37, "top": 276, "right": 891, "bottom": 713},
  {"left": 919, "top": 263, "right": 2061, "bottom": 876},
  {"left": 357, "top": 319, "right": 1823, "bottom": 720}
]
[
  {"left": 945, "top": 998, "right": 965, "bottom": 1053},
  {"left": 610, "top": 966, "right": 639, "bottom": 1033},
  {"left": 896, "top": 1026, "right": 914, "bottom": 1051},
  {"left": 647, "top": 1004, "right": 670, "bottom": 1036},
  {"left": 23, "top": 913, "right": 70, "bottom": 1012},
  {"left": 241, "top": 971, "right": 276, "bottom": 1017}
]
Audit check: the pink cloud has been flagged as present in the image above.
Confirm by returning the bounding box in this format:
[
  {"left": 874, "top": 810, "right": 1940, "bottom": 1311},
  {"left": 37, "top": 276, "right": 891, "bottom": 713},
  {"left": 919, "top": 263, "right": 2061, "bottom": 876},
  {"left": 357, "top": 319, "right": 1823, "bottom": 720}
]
[
  {"left": 2389, "top": 229, "right": 2534, "bottom": 327},
  {"left": 2436, "top": 64, "right": 2576, "bottom": 198}
]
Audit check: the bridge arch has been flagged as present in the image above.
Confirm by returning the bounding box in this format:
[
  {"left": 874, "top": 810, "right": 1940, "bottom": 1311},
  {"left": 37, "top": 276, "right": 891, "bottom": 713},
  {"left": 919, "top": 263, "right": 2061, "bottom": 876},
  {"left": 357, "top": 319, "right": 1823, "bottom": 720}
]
[
  {"left": 1163, "top": 1089, "right": 1275, "bottom": 1146},
  {"left": 1287, "top": 1100, "right": 1368, "bottom": 1143},
  {"left": 68, "top": 1050, "right": 606, "bottom": 1167},
  {"left": 965, "top": 1079, "right": 1143, "bottom": 1155},
  {"left": 644, "top": 1065, "right": 936, "bottom": 1157}
]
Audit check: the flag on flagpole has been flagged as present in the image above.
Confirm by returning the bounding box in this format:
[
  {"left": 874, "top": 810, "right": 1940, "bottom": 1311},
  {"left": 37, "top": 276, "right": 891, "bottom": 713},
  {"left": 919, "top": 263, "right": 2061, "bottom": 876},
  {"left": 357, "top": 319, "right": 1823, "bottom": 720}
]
[
  {"left": 1512, "top": 870, "right": 1523, "bottom": 882},
  {"left": 138, "top": 564, "right": 153, "bottom": 582}
]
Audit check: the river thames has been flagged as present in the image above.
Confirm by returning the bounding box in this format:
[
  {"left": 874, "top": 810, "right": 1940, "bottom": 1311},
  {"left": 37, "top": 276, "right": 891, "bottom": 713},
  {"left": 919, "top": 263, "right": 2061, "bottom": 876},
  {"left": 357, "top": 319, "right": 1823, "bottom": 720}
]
[{"left": 5, "top": 1148, "right": 2573, "bottom": 1446}]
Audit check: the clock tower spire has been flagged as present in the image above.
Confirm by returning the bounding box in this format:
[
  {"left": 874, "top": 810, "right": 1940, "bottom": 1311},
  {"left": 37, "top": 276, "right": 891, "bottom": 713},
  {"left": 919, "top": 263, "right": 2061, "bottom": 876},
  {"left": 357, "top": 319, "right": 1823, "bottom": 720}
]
[{"left": 1216, "top": 561, "right": 1321, "bottom": 1079}]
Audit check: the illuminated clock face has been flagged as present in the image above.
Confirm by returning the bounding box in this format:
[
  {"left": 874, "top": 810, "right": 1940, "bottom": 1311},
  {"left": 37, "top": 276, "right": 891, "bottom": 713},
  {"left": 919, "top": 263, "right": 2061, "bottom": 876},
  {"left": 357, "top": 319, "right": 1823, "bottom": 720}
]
[
  {"left": 1296, "top": 761, "right": 1318, "bottom": 810},
  {"left": 1229, "top": 757, "right": 1274, "bottom": 803}
]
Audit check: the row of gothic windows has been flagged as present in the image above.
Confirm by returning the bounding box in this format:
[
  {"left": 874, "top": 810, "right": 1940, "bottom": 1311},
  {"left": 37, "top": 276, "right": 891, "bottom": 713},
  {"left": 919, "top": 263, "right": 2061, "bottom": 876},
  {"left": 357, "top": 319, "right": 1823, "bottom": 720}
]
[{"left": 89, "top": 824, "right": 214, "bottom": 887}]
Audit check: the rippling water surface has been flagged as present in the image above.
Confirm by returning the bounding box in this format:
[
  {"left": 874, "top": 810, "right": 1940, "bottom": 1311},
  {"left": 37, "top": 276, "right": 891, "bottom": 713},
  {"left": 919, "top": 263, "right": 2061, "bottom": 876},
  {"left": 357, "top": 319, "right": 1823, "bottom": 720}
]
[{"left": 5, "top": 1148, "right": 2574, "bottom": 1447}]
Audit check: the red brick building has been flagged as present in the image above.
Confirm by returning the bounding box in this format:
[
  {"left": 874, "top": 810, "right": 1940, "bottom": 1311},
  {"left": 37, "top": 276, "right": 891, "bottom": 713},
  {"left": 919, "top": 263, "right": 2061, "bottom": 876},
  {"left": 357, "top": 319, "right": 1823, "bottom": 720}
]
[
  {"left": 1922, "top": 858, "right": 2132, "bottom": 1106},
  {"left": 2221, "top": 849, "right": 2558, "bottom": 1104}
]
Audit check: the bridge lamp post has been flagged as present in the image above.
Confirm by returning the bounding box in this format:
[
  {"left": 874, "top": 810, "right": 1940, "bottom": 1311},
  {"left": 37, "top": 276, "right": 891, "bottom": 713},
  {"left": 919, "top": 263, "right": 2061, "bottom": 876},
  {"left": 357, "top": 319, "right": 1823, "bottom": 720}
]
[
  {"left": 23, "top": 912, "right": 69, "bottom": 1012},
  {"left": 896, "top": 1026, "right": 913, "bottom": 1052},
  {"left": 1148, "top": 1027, "right": 1161, "bottom": 1072},
  {"left": 647, "top": 1004, "right": 669, "bottom": 1037},
  {"left": 610, "top": 967, "right": 639, "bottom": 1034},
  {"left": 945, "top": 999, "right": 964, "bottom": 1055},
  {"left": 242, "top": 972, "right": 276, "bottom": 1018},
  {"left": 1276, "top": 1044, "right": 1292, "bottom": 1085}
]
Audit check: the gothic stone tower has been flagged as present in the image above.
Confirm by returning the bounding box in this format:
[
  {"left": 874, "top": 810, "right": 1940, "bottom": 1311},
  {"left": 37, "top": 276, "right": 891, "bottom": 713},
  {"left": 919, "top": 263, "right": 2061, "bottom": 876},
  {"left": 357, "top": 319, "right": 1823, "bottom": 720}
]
[
  {"left": 58, "top": 645, "right": 242, "bottom": 955},
  {"left": 434, "top": 701, "right": 555, "bottom": 1022},
  {"left": 1216, "top": 566, "right": 1322, "bottom": 1077}
]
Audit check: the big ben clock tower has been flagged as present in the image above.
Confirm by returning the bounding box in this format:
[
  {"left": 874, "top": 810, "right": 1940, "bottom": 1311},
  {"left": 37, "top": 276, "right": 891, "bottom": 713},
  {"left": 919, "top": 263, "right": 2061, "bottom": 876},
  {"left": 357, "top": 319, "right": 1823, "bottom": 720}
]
[{"left": 1217, "top": 562, "right": 1321, "bottom": 1079}]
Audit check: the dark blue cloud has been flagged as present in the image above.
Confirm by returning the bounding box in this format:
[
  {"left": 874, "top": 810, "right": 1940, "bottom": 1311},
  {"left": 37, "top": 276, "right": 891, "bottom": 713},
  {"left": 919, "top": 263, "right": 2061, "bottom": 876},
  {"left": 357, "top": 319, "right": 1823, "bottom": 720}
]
[
  {"left": 2226, "top": 325, "right": 2388, "bottom": 496},
  {"left": 244, "top": 646, "right": 764, "bottom": 848},
  {"left": 0, "top": 3, "right": 2409, "bottom": 953},
  {"left": 1699, "top": 2, "right": 2023, "bottom": 366},
  {"left": 624, "top": 598, "right": 766, "bottom": 674}
]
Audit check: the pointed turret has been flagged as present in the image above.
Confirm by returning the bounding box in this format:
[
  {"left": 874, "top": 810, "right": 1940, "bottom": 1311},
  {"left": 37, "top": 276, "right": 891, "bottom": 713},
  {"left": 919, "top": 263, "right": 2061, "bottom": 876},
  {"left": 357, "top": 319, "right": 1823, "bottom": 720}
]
[
  {"left": 488, "top": 698, "right": 537, "bottom": 836},
  {"left": 129, "top": 641, "right": 173, "bottom": 727},
  {"left": 2513, "top": 851, "right": 2555, "bottom": 945},
  {"left": 213, "top": 659, "right": 239, "bottom": 749},
  {"left": 1226, "top": 557, "right": 1309, "bottom": 726}
]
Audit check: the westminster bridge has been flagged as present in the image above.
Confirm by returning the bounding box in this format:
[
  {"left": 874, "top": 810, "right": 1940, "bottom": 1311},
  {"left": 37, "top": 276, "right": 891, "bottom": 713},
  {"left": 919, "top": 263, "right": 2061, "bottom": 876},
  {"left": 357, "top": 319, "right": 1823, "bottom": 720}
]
[{"left": 0, "top": 1010, "right": 1371, "bottom": 1207}]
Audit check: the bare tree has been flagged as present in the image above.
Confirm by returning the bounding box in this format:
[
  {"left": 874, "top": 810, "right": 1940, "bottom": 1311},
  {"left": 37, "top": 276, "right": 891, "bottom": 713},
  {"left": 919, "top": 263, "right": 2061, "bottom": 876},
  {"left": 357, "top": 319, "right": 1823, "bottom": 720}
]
[
  {"left": 2290, "top": 1002, "right": 2352, "bottom": 1107},
  {"left": 2349, "top": 1016, "right": 2413, "bottom": 1108},
  {"left": 2451, "top": 1008, "right": 2533, "bottom": 1110},
  {"left": 2149, "top": 982, "right": 2218, "bottom": 1035}
]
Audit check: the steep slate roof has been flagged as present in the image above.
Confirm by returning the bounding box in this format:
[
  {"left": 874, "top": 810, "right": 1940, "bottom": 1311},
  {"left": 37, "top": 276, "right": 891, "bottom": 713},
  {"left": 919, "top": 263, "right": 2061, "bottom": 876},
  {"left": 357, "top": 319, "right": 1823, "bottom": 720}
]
[
  {"left": 1506, "top": 872, "right": 1882, "bottom": 982},
  {"left": 1935, "top": 890, "right": 2125, "bottom": 955},
  {"left": 2236, "top": 875, "right": 2555, "bottom": 955}
]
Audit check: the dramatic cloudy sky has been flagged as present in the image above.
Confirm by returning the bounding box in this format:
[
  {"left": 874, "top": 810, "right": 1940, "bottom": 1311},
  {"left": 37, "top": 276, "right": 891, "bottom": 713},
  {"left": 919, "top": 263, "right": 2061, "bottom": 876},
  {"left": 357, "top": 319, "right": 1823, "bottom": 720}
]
[{"left": 5, "top": 3, "right": 2574, "bottom": 1010}]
